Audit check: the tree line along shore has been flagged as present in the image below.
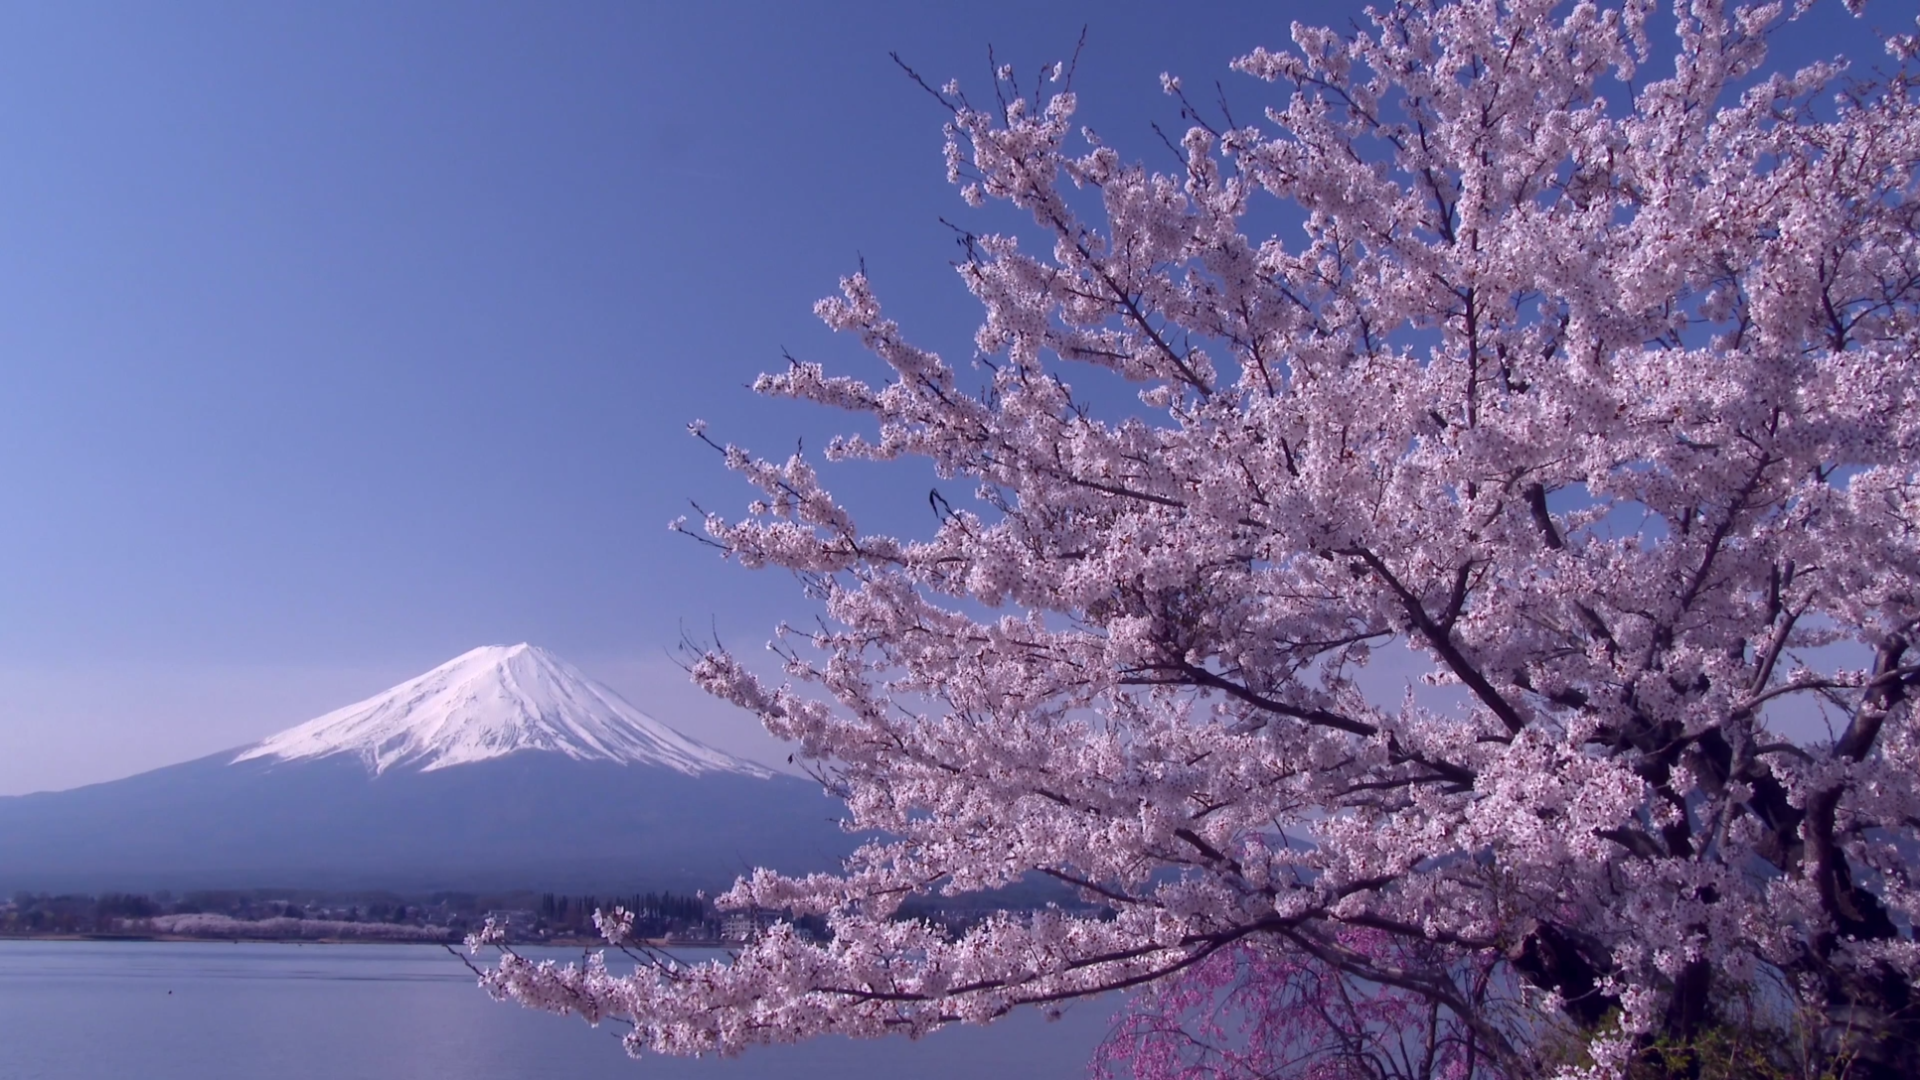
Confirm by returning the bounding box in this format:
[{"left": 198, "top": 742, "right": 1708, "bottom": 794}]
[
  {"left": 0, "top": 884, "right": 1079, "bottom": 946},
  {"left": 0, "top": 888, "right": 727, "bottom": 945}
]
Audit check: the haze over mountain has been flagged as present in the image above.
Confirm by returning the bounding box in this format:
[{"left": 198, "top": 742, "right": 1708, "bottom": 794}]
[{"left": 0, "top": 645, "right": 851, "bottom": 893}]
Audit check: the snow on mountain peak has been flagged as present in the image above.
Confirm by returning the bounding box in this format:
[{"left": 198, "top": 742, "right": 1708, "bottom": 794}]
[{"left": 232, "top": 644, "right": 772, "bottom": 778}]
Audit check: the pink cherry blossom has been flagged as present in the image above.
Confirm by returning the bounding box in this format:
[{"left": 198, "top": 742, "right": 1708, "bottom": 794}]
[{"left": 475, "top": 2, "right": 1920, "bottom": 1076}]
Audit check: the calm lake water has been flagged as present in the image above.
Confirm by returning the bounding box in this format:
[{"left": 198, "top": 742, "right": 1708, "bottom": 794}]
[{"left": 0, "top": 940, "right": 1117, "bottom": 1080}]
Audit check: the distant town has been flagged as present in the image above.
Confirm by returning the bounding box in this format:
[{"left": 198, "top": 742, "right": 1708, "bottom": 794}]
[
  {"left": 1, "top": 882, "right": 1091, "bottom": 947},
  {"left": 0, "top": 888, "right": 794, "bottom": 946}
]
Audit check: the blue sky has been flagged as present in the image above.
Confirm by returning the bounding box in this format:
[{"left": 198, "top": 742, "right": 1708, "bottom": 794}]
[{"left": 0, "top": 1, "right": 1901, "bottom": 794}]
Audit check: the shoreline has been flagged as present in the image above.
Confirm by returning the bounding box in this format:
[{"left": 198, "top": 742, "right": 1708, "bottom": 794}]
[{"left": 0, "top": 933, "right": 720, "bottom": 948}]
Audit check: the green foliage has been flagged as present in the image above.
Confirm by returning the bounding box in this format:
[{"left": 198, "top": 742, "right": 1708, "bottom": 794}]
[
  {"left": 1540, "top": 1000, "right": 1858, "bottom": 1080},
  {"left": 1625, "top": 1025, "right": 1825, "bottom": 1080}
]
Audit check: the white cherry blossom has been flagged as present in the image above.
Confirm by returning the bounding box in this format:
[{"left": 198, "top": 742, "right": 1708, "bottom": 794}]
[{"left": 478, "top": 2, "right": 1920, "bottom": 1076}]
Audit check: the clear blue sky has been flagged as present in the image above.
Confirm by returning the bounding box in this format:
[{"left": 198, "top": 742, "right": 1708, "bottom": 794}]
[{"left": 0, "top": 1, "right": 1899, "bottom": 794}]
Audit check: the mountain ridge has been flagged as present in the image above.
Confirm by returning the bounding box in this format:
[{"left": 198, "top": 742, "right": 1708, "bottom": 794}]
[
  {"left": 232, "top": 643, "right": 769, "bottom": 778},
  {"left": 0, "top": 645, "right": 850, "bottom": 893}
]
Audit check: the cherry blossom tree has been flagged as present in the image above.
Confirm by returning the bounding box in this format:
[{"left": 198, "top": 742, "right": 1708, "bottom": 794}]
[
  {"left": 474, "top": 1, "right": 1920, "bottom": 1075},
  {"left": 1094, "top": 934, "right": 1515, "bottom": 1080}
]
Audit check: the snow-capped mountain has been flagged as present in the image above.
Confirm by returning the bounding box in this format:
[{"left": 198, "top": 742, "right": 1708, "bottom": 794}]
[
  {"left": 0, "top": 646, "right": 851, "bottom": 893},
  {"left": 233, "top": 643, "right": 769, "bottom": 777}
]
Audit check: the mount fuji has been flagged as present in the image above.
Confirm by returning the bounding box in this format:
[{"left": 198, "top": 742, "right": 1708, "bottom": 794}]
[
  {"left": 234, "top": 643, "right": 772, "bottom": 778},
  {"left": 0, "top": 645, "right": 853, "bottom": 893}
]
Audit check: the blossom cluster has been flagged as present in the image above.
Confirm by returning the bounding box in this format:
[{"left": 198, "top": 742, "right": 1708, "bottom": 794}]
[{"left": 481, "top": 2, "right": 1920, "bottom": 1076}]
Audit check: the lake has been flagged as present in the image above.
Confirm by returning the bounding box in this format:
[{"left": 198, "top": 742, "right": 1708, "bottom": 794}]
[{"left": 0, "top": 940, "right": 1118, "bottom": 1080}]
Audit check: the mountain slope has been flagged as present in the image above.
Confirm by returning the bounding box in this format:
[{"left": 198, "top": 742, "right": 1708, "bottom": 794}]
[
  {"left": 234, "top": 643, "right": 767, "bottom": 777},
  {"left": 0, "top": 646, "right": 851, "bottom": 893}
]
